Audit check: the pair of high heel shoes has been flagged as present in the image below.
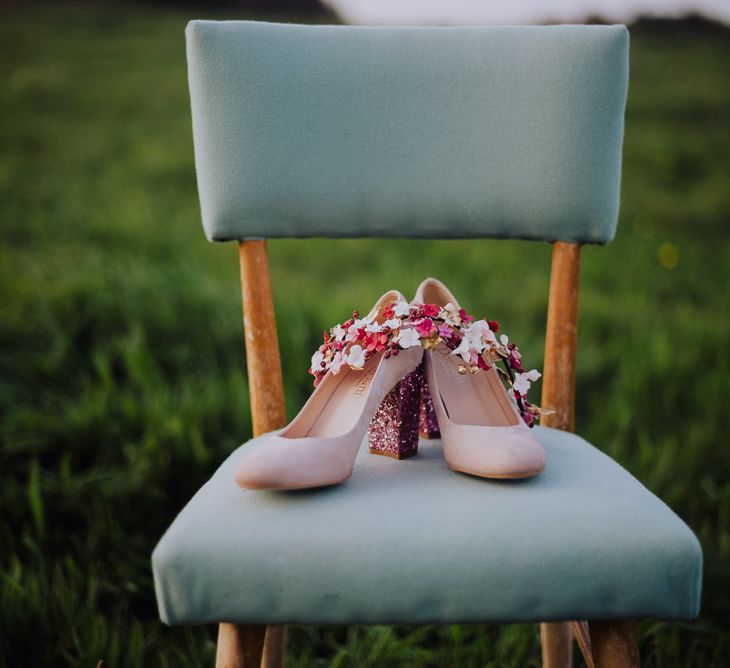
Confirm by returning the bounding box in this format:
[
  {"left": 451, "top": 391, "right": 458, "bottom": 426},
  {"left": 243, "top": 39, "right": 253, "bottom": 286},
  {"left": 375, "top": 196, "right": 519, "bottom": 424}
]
[{"left": 236, "top": 278, "right": 546, "bottom": 490}]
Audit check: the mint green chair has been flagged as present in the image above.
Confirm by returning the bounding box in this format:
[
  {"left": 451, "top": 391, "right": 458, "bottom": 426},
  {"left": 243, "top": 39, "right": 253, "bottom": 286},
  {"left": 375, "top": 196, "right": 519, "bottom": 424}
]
[{"left": 152, "top": 21, "right": 702, "bottom": 667}]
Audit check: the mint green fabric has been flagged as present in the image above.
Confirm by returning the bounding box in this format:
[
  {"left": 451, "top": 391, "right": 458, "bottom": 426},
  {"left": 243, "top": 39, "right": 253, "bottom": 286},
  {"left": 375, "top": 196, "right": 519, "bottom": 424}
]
[
  {"left": 186, "top": 22, "right": 628, "bottom": 244},
  {"left": 153, "top": 428, "right": 701, "bottom": 625}
]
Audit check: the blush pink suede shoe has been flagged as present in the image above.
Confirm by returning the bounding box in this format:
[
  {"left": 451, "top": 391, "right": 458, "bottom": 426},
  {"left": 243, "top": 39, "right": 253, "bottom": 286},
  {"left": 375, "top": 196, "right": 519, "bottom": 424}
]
[
  {"left": 413, "top": 278, "right": 546, "bottom": 480},
  {"left": 235, "top": 290, "right": 424, "bottom": 490}
]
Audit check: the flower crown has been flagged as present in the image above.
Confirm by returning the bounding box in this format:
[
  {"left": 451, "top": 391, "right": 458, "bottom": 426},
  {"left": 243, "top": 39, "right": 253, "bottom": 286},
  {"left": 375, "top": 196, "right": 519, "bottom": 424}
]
[{"left": 309, "top": 300, "right": 544, "bottom": 427}]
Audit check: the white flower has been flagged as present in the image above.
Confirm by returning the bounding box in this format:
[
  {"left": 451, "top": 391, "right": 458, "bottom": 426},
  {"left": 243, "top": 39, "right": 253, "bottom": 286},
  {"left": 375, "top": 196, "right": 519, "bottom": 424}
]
[
  {"left": 329, "top": 351, "right": 345, "bottom": 374},
  {"left": 467, "top": 320, "right": 497, "bottom": 346},
  {"left": 392, "top": 301, "right": 411, "bottom": 317},
  {"left": 512, "top": 369, "right": 541, "bottom": 396},
  {"left": 346, "top": 319, "right": 366, "bottom": 342},
  {"left": 383, "top": 318, "right": 401, "bottom": 330},
  {"left": 364, "top": 321, "right": 383, "bottom": 333},
  {"left": 500, "top": 334, "right": 509, "bottom": 347},
  {"left": 310, "top": 350, "right": 325, "bottom": 371},
  {"left": 442, "top": 303, "right": 461, "bottom": 325},
  {"left": 347, "top": 345, "right": 366, "bottom": 369},
  {"left": 333, "top": 325, "right": 346, "bottom": 342},
  {"left": 451, "top": 337, "right": 473, "bottom": 362},
  {"left": 398, "top": 328, "right": 421, "bottom": 349}
]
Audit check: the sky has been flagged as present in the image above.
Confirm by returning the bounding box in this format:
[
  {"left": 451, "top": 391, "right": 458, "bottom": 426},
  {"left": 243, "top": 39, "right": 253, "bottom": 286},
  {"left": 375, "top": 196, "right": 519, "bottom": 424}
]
[{"left": 322, "top": 0, "right": 730, "bottom": 25}]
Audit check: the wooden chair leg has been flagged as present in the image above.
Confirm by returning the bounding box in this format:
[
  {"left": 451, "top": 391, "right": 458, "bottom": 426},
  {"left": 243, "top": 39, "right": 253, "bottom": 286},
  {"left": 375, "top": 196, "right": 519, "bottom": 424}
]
[
  {"left": 215, "top": 242, "right": 289, "bottom": 667},
  {"left": 216, "top": 624, "right": 267, "bottom": 668},
  {"left": 541, "top": 622, "right": 573, "bottom": 668},
  {"left": 538, "top": 243, "right": 582, "bottom": 668},
  {"left": 589, "top": 620, "right": 639, "bottom": 668},
  {"left": 261, "top": 625, "right": 287, "bottom": 668}
]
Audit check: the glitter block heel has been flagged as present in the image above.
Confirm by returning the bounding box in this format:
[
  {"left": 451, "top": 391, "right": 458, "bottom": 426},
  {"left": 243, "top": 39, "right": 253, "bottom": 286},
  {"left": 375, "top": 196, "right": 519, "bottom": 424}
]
[
  {"left": 419, "top": 378, "right": 441, "bottom": 439},
  {"left": 368, "top": 361, "right": 424, "bottom": 459}
]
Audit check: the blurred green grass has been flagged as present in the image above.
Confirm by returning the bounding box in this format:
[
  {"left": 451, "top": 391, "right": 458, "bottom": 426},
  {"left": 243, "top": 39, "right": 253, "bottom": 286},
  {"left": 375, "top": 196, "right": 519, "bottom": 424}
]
[{"left": 1, "top": 3, "right": 729, "bottom": 666}]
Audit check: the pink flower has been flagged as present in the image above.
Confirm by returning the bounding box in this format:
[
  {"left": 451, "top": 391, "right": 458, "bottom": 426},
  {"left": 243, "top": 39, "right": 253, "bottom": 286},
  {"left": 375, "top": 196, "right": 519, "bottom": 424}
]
[
  {"left": 509, "top": 349, "right": 524, "bottom": 372},
  {"left": 437, "top": 323, "right": 453, "bottom": 340},
  {"left": 458, "top": 308, "right": 474, "bottom": 323},
  {"left": 414, "top": 318, "right": 435, "bottom": 337}
]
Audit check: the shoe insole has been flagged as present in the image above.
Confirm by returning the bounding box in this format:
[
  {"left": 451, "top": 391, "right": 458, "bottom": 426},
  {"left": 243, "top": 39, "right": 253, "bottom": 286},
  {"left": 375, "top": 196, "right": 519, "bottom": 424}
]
[
  {"left": 284, "top": 354, "right": 382, "bottom": 439},
  {"left": 431, "top": 346, "right": 518, "bottom": 427}
]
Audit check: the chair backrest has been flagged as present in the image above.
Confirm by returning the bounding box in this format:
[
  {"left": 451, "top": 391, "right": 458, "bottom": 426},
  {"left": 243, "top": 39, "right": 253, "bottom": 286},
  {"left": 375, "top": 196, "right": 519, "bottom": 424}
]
[{"left": 186, "top": 21, "right": 629, "bottom": 244}]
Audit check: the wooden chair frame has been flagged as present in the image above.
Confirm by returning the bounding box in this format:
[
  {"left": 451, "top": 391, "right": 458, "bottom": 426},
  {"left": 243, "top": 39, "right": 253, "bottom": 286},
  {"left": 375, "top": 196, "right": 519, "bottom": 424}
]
[{"left": 215, "top": 239, "right": 641, "bottom": 668}]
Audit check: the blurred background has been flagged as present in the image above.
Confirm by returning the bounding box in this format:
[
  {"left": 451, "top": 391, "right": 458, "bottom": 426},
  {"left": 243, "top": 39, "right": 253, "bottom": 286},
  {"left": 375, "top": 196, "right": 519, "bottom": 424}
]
[{"left": 1, "top": 1, "right": 728, "bottom": 666}]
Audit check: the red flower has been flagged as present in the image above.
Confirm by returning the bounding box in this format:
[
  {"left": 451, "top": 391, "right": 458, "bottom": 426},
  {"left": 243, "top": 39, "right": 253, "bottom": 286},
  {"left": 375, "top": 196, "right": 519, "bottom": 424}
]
[
  {"left": 459, "top": 308, "right": 474, "bottom": 323},
  {"left": 381, "top": 304, "right": 395, "bottom": 320},
  {"left": 423, "top": 303, "right": 440, "bottom": 318},
  {"left": 487, "top": 320, "right": 499, "bottom": 332},
  {"left": 477, "top": 355, "right": 491, "bottom": 370},
  {"left": 364, "top": 332, "right": 389, "bottom": 352}
]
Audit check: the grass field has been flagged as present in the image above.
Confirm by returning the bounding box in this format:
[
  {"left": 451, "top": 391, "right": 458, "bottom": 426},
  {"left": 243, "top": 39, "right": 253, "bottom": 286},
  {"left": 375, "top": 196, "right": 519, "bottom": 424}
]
[{"left": 1, "top": 3, "right": 729, "bottom": 666}]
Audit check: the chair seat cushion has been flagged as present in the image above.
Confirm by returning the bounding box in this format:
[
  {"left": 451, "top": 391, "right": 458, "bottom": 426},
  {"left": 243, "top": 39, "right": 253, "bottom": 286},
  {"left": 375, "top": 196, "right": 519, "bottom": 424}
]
[{"left": 152, "top": 427, "right": 701, "bottom": 625}]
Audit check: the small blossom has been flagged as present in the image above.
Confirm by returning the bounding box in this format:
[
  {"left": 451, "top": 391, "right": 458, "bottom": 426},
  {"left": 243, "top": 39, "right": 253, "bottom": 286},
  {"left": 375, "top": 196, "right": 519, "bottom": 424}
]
[
  {"left": 441, "top": 303, "right": 462, "bottom": 326},
  {"left": 468, "top": 320, "right": 497, "bottom": 345},
  {"left": 398, "top": 328, "right": 421, "bottom": 349},
  {"left": 422, "top": 303, "right": 440, "bottom": 317},
  {"left": 512, "top": 369, "right": 541, "bottom": 396},
  {"left": 451, "top": 336, "right": 473, "bottom": 362},
  {"left": 383, "top": 318, "right": 401, "bottom": 330},
  {"left": 392, "top": 301, "right": 411, "bottom": 317},
  {"left": 458, "top": 308, "right": 474, "bottom": 323},
  {"left": 437, "top": 323, "right": 453, "bottom": 340},
  {"left": 310, "top": 350, "right": 324, "bottom": 370},
  {"left": 364, "top": 331, "right": 389, "bottom": 352},
  {"left": 364, "top": 321, "right": 383, "bottom": 333},
  {"left": 421, "top": 334, "right": 440, "bottom": 351},
  {"left": 347, "top": 345, "right": 367, "bottom": 369},
  {"left": 508, "top": 349, "right": 524, "bottom": 372},
  {"left": 329, "top": 351, "right": 345, "bottom": 374},
  {"left": 332, "top": 324, "right": 346, "bottom": 341},
  {"left": 414, "top": 318, "right": 435, "bottom": 337},
  {"left": 500, "top": 334, "right": 509, "bottom": 347}
]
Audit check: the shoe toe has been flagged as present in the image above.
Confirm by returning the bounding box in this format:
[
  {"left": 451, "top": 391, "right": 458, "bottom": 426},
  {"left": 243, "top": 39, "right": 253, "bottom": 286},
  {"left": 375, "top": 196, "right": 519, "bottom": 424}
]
[
  {"left": 443, "top": 425, "right": 546, "bottom": 479},
  {"left": 235, "top": 447, "right": 286, "bottom": 489},
  {"left": 235, "top": 437, "right": 353, "bottom": 490}
]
